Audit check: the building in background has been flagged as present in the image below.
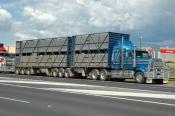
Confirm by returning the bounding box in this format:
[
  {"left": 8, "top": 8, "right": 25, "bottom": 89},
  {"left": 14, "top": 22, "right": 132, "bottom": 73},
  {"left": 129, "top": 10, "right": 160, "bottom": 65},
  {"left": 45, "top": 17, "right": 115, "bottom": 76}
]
[
  {"left": 4, "top": 45, "right": 16, "bottom": 54},
  {"left": 158, "top": 48, "right": 175, "bottom": 62},
  {"left": 142, "top": 47, "right": 154, "bottom": 57},
  {"left": 0, "top": 43, "right": 9, "bottom": 56},
  {"left": 0, "top": 43, "right": 16, "bottom": 58}
]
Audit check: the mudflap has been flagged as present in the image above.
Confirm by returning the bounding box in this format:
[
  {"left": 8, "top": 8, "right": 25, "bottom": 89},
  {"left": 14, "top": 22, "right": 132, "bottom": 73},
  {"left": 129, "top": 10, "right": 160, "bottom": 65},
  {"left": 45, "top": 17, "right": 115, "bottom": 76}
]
[
  {"left": 146, "top": 78, "right": 153, "bottom": 84},
  {"left": 163, "top": 79, "right": 169, "bottom": 84}
]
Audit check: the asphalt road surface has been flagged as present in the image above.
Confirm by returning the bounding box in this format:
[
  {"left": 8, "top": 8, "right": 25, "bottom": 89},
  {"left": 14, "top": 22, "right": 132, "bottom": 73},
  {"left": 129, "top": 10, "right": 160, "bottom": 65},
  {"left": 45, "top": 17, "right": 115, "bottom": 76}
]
[{"left": 0, "top": 73, "right": 175, "bottom": 116}]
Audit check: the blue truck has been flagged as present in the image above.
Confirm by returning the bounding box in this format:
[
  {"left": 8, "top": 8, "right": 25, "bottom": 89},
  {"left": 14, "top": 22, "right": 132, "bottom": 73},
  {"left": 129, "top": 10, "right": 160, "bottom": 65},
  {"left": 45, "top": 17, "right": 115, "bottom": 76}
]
[{"left": 15, "top": 32, "right": 170, "bottom": 84}]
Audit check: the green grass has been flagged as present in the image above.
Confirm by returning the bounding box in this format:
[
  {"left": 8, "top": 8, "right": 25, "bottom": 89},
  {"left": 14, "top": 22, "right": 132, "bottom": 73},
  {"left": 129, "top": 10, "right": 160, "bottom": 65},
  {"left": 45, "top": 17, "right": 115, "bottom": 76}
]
[
  {"left": 168, "top": 62, "right": 175, "bottom": 78},
  {"left": 166, "top": 63, "right": 175, "bottom": 86},
  {"left": 170, "top": 67, "right": 175, "bottom": 78}
]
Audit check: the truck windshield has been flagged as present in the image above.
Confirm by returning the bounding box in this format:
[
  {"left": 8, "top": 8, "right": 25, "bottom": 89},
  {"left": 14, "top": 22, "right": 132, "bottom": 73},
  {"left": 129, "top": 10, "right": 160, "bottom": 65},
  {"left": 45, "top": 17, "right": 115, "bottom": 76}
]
[{"left": 136, "top": 51, "right": 150, "bottom": 58}]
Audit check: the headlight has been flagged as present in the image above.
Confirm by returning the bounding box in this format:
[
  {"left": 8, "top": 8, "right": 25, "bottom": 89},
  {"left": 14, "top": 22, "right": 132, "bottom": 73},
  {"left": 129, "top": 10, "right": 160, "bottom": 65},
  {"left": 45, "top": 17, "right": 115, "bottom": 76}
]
[{"left": 156, "top": 69, "right": 162, "bottom": 72}]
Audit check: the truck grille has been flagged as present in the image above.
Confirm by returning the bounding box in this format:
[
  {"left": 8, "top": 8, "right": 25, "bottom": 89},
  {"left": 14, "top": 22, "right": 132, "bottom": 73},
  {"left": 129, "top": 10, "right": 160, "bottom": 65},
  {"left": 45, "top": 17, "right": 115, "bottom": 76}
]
[{"left": 152, "top": 61, "right": 169, "bottom": 79}]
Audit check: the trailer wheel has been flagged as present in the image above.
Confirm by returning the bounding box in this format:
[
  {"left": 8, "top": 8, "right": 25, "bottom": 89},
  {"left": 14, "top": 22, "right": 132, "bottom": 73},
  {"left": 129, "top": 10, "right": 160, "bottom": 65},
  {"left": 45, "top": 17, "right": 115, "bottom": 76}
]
[
  {"left": 45, "top": 68, "right": 51, "bottom": 77},
  {"left": 135, "top": 72, "right": 145, "bottom": 84},
  {"left": 65, "top": 68, "right": 74, "bottom": 78},
  {"left": 20, "top": 68, "right": 25, "bottom": 75},
  {"left": 52, "top": 68, "right": 58, "bottom": 77},
  {"left": 99, "top": 69, "right": 108, "bottom": 81},
  {"left": 58, "top": 68, "right": 64, "bottom": 78},
  {"left": 15, "top": 68, "right": 20, "bottom": 75},
  {"left": 29, "top": 68, "right": 35, "bottom": 75},
  {"left": 90, "top": 69, "right": 99, "bottom": 80},
  {"left": 26, "top": 69, "right": 30, "bottom": 75}
]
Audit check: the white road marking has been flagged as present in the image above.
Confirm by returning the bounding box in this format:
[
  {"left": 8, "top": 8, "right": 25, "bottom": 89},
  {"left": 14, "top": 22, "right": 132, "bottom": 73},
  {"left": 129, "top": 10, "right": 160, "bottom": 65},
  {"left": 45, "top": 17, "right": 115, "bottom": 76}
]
[
  {"left": 101, "top": 96, "right": 175, "bottom": 107},
  {"left": 0, "top": 96, "right": 30, "bottom": 104},
  {"left": 0, "top": 77, "right": 175, "bottom": 107},
  {"left": 0, "top": 83, "right": 175, "bottom": 107},
  {"left": 0, "top": 77, "right": 175, "bottom": 94},
  {"left": 44, "top": 88, "right": 175, "bottom": 99},
  {"left": 1, "top": 77, "right": 175, "bottom": 99}
]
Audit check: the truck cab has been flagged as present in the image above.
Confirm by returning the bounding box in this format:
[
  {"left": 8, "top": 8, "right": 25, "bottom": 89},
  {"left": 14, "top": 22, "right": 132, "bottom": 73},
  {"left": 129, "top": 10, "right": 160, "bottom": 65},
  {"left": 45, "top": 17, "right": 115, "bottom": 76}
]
[
  {"left": 111, "top": 38, "right": 169, "bottom": 84},
  {"left": 0, "top": 56, "right": 15, "bottom": 73}
]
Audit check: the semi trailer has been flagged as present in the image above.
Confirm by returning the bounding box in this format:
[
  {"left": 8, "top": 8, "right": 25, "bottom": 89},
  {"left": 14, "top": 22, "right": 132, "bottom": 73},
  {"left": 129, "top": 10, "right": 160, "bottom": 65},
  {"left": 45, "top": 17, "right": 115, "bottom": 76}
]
[{"left": 15, "top": 32, "right": 169, "bottom": 84}]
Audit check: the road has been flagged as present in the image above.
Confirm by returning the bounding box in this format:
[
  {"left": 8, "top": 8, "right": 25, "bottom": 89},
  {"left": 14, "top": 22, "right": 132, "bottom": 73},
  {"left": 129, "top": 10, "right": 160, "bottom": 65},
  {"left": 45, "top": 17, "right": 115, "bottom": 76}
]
[{"left": 0, "top": 74, "right": 175, "bottom": 116}]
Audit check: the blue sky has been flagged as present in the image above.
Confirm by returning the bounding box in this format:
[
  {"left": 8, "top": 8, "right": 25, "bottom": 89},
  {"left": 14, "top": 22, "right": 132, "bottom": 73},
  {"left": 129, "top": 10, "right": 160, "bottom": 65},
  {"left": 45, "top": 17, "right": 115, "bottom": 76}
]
[{"left": 0, "top": 0, "right": 175, "bottom": 49}]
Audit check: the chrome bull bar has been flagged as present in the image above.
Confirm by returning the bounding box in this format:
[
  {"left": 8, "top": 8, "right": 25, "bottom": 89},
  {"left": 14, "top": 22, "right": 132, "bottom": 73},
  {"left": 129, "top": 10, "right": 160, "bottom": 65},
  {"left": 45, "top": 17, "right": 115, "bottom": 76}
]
[{"left": 145, "top": 61, "right": 170, "bottom": 84}]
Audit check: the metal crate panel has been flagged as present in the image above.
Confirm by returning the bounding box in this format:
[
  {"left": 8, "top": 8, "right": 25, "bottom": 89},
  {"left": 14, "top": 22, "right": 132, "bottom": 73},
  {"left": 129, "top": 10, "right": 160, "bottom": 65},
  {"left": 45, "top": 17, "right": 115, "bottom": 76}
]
[
  {"left": 16, "top": 32, "right": 130, "bottom": 68},
  {"left": 18, "top": 55, "right": 67, "bottom": 67},
  {"left": 74, "top": 33, "right": 109, "bottom": 52},
  {"left": 69, "top": 32, "right": 130, "bottom": 68},
  {"left": 75, "top": 33, "right": 109, "bottom": 44},
  {"left": 37, "top": 55, "right": 67, "bottom": 67},
  {"left": 18, "top": 37, "right": 68, "bottom": 53},
  {"left": 16, "top": 37, "right": 69, "bottom": 67},
  {"left": 74, "top": 53, "right": 108, "bottom": 67},
  {"left": 74, "top": 42, "right": 108, "bottom": 51}
]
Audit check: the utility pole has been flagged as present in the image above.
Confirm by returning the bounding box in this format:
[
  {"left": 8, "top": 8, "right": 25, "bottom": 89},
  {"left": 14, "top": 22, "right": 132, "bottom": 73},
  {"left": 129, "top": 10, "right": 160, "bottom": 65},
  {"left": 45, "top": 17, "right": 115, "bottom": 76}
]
[
  {"left": 120, "top": 36, "right": 124, "bottom": 70},
  {"left": 140, "top": 35, "right": 142, "bottom": 49}
]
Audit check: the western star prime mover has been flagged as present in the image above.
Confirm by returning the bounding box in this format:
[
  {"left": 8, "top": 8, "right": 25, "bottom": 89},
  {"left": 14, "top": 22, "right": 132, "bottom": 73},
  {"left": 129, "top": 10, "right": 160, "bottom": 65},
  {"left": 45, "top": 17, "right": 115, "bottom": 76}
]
[{"left": 15, "top": 32, "right": 169, "bottom": 84}]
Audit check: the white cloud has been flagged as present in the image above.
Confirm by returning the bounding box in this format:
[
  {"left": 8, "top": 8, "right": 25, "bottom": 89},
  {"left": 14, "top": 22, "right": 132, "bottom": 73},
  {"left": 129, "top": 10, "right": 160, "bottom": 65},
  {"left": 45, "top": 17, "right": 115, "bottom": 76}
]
[
  {"left": 23, "top": 6, "right": 57, "bottom": 24},
  {"left": 146, "top": 39, "right": 175, "bottom": 48},
  {"left": 16, "top": 0, "right": 155, "bottom": 40},
  {"left": 0, "top": 8, "right": 12, "bottom": 30},
  {"left": 1, "top": 0, "right": 174, "bottom": 48},
  {"left": 15, "top": 32, "right": 31, "bottom": 40},
  {"left": 0, "top": 8, "right": 11, "bottom": 20}
]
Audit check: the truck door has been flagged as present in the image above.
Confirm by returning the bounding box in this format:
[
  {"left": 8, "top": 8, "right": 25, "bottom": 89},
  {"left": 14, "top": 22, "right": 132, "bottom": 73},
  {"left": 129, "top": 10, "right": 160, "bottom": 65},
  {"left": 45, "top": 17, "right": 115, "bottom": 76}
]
[
  {"left": 125, "top": 50, "right": 134, "bottom": 69},
  {"left": 112, "top": 49, "right": 120, "bottom": 69}
]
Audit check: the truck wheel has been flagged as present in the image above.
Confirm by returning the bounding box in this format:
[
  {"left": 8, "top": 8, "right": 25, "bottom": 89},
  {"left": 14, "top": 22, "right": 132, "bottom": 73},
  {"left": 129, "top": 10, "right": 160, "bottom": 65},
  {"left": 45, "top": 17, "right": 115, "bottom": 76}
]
[
  {"left": 15, "top": 68, "right": 20, "bottom": 75},
  {"left": 64, "top": 68, "right": 74, "bottom": 78},
  {"left": 45, "top": 68, "right": 51, "bottom": 77},
  {"left": 20, "top": 69, "right": 25, "bottom": 75},
  {"left": 58, "top": 68, "right": 64, "bottom": 78},
  {"left": 135, "top": 72, "right": 145, "bottom": 84},
  {"left": 26, "top": 69, "right": 30, "bottom": 75},
  {"left": 90, "top": 69, "right": 99, "bottom": 80},
  {"left": 29, "top": 68, "right": 35, "bottom": 75},
  {"left": 99, "top": 69, "right": 108, "bottom": 81},
  {"left": 52, "top": 68, "right": 58, "bottom": 77}
]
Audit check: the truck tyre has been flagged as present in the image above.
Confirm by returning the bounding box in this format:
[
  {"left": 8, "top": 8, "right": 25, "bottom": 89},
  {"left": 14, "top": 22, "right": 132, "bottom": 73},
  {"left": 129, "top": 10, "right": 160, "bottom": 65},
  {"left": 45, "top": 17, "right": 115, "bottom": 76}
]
[
  {"left": 15, "top": 68, "right": 20, "bottom": 75},
  {"left": 65, "top": 68, "right": 74, "bottom": 78},
  {"left": 45, "top": 68, "right": 51, "bottom": 77},
  {"left": 99, "top": 69, "right": 108, "bottom": 81},
  {"left": 26, "top": 69, "right": 30, "bottom": 75},
  {"left": 29, "top": 68, "right": 35, "bottom": 75},
  {"left": 90, "top": 69, "right": 99, "bottom": 80},
  {"left": 135, "top": 72, "right": 145, "bottom": 84},
  {"left": 58, "top": 68, "right": 64, "bottom": 78},
  {"left": 52, "top": 68, "right": 58, "bottom": 77},
  {"left": 20, "top": 68, "right": 25, "bottom": 75}
]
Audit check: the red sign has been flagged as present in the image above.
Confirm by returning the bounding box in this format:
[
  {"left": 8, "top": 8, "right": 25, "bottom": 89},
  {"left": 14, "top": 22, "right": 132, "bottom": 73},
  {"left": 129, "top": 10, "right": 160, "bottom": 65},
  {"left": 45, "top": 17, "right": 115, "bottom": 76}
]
[
  {"left": 160, "top": 49, "right": 175, "bottom": 54},
  {"left": 0, "top": 47, "right": 6, "bottom": 51},
  {"left": 0, "top": 58, "right": 5, "bottom": 63}
]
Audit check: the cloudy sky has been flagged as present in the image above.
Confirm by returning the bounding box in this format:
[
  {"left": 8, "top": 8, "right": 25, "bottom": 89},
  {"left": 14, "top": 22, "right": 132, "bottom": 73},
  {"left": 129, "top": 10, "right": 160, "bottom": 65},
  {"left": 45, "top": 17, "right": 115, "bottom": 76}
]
[{"left": 0, "top": 0, "right": 174, "bottom": 49}]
